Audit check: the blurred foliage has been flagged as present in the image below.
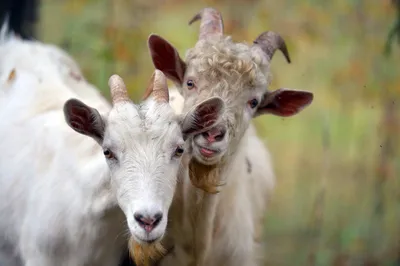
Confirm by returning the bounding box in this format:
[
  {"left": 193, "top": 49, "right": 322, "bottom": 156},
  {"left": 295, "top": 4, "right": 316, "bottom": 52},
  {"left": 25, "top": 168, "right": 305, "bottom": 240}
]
[
  {"left": 385, "top": 0, "right": 400, "bottom": 55},
  {"left": 38, "top": 0, "right": 399, "bottom": 265}
]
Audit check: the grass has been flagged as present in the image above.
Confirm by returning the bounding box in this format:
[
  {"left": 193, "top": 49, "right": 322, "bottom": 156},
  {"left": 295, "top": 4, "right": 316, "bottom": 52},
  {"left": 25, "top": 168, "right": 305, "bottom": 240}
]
[{"left": 39, "top": 0, "right": 400, "bottom": 264}]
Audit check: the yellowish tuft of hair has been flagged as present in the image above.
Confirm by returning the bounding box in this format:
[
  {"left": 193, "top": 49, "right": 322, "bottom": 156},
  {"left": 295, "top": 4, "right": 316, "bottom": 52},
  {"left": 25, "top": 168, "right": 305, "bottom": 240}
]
[
  {"left": 188, "top": 158, "right": 225, "bottom": 194},
  {"left": 7, "top": 68, "right": 16, "bottom": 83},
  {"left": 128, "top": 237, "right": 166, "bottom": 266}
]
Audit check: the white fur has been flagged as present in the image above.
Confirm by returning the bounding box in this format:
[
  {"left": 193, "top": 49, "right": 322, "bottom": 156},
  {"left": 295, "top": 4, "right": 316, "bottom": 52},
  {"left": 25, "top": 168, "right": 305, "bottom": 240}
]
[{"left": 0, "top": 28, "right": 222, "bottom": 266}]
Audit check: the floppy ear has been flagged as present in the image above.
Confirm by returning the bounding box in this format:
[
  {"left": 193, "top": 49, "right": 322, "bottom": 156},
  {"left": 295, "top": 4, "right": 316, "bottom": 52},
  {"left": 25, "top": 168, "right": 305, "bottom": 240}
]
[
  {"left": 181, "top": 97, "right": 225, "bottom": 140},
  {"left": 63, "top": 99, "right": 106, "bottom": 144},
  {"left": 147, "top": 34, "right": 186, "bottom": 86},
  {"left": 255, "top": 88, "right": 313, "bottom": 117}
]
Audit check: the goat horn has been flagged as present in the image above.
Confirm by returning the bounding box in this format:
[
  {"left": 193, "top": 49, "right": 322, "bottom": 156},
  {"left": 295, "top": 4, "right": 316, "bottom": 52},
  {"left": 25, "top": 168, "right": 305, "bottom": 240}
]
[
  {"left": 108, "top": 74, "right": 130, "bottom": 105},
  {"left": 189, "top": 7, "right": 224, "bottom": 40},
  {"left": 142, "top": 69, "right": 169, "bottom": 103},
  {"left": 252, "top": 31, "right": 291, "bottom": 63}
]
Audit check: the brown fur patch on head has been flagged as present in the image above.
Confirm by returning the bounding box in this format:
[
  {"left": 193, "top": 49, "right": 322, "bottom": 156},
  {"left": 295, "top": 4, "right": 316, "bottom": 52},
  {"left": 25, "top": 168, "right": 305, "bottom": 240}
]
[
  {"left": 188, "top": 158, "right": 225, "bottom": 194},
  {"left": 128, "top": 237, "right": 166, "bottom": 266}
]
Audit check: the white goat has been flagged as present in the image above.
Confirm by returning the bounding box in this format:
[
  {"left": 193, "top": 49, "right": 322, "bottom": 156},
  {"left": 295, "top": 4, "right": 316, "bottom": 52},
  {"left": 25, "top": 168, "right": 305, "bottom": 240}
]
[
  {"left": 147, "top": 7, "right": 314, "bottom": 266},
  {"left": 0, "top": 26, "right": 225, "bottom": 266}
]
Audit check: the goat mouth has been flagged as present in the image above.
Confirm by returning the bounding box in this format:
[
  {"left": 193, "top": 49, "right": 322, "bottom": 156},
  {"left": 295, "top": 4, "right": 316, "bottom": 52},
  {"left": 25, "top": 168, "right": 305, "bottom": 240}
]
[{"left": 197, "top": 145, "right": 220, "bottom": 158}]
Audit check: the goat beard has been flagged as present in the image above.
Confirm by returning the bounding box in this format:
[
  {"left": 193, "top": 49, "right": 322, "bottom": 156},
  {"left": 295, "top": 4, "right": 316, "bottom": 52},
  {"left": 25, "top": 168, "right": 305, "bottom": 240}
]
[
  {"left": 128, "top": 237, "right": 166, "bottom": 266},
  {"left": 188, "top": 158, "right": 225, "bottom": 194},
  {"left": 127, "top": 158, "right": 225, "bottom": 265}
]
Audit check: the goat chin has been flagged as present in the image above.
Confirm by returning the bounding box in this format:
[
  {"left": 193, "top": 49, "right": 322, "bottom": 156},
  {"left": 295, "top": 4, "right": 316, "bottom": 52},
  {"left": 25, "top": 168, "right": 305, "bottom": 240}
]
[{"left": 129, "top": 237, "right": 166, "bottom": 266}]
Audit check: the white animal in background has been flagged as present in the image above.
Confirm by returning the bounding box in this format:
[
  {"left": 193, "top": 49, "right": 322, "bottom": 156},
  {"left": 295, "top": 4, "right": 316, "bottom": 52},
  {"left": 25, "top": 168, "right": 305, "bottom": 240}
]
[{"left": 147, "top": 7, "right": 314, "bottom": 266}]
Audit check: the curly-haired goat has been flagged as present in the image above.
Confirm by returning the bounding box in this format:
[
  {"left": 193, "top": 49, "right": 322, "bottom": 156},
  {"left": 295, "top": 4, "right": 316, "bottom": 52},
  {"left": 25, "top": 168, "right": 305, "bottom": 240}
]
[
  {"left": 148, "top": 7, "right": 314, "bottom": 266},
  {"left": 0, "top": 25, "right": 225, "bottom": 266}
]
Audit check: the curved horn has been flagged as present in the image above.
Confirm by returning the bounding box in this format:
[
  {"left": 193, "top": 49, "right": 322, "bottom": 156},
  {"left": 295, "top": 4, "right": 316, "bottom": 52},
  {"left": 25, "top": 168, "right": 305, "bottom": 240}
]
[
  {"left": 189, "top": 7, "right": 224, "bottom": 40},
  {"left": 142, "top": 69, "right": 169, "bottom": 103},
  {"left": 108, "top": 74, "right": 130, "bottom": 105},
  {"left": 252, "top": 31, "right": 291, "bottom": 63}
]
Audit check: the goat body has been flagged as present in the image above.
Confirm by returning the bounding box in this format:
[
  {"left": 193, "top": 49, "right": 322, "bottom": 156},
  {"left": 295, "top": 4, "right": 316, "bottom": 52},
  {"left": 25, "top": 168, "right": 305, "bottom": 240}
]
[
  {"left": 0, "top": 32, "right": 125, "bottom": 266},
  {"left": 148, "top": 7, "right": 313, "bottom": 265},
  {"left": 158, "top": 89, "right": 275, "bottom": 266}
]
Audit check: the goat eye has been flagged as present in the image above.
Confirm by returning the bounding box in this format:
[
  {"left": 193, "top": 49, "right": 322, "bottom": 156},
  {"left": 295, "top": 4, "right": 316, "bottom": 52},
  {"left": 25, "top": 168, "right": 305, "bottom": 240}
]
[
  {"left": 248, "top": 99, "right": 259, "bottom": 109},
  {"left": 186, "top": 80, "right": 195, "bottom": 89},
  {"left": 103, "top": 149, "right": 114, "bottom": 159},
  {"left": 174, "top": 146, "right": 185, "bottom": 158}
]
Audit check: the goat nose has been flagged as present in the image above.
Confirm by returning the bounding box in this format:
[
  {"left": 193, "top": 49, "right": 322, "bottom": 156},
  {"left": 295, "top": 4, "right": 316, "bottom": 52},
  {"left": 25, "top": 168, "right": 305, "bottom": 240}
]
[
  {"left": 202, "top": 128, "right": 226, "bottom": 143},
  {"left": 134, "top": 212, "right": 163, "bottom": 233}
]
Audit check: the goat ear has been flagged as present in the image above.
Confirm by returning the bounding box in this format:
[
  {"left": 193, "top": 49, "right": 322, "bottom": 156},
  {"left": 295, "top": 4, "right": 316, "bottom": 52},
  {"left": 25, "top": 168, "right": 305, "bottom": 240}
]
[
  {"left": 147, "top": 34, "right": 186, "bottom": 85},
  {"left": 181, "top": 97, "right": 225, "bottom": 139},
  {"left": 255, "top": 88, "right": 313, "bottom": 117},
  {"left": 63, "top": 99, "right": 106, "bottom": 143}
]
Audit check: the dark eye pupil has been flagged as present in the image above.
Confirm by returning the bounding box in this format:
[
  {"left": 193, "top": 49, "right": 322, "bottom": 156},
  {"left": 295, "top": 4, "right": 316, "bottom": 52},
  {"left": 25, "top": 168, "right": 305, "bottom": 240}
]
[
  {"left": 250, "top": 99, "right": 258, "bottom": 108},
  {"left": 187, "top": 80, "right": 194, "bottom": 87},
  {"left": 175, "top": 147, "right": 184, "bottom": 156},
  {"left": 103, "top": 150, "right": 110, "bottom": 157}
]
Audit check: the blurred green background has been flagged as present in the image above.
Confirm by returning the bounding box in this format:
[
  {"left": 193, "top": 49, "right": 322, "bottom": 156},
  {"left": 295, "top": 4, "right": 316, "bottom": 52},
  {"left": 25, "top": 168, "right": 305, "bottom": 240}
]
[{"left": 38, "top": 0, "right": 399, "bottom": 265}]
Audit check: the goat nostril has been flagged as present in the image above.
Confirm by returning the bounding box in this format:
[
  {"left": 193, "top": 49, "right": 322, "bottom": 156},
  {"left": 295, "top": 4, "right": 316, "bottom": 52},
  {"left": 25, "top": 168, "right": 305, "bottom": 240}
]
[
  {"left": 202, "top": 129, "right": 226, "bottom": 142},
  {"left": 153, "top": 212, "right": 163, "bottom": 226},
  {"left": 134, "top": 212, "right": 163, "bottom": 232},
  {"left": 214, "top": 130, "right": 226, "bottom": 141},
  {"left": 134, "top": 213, "right": 144, "bottom": 225}
]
